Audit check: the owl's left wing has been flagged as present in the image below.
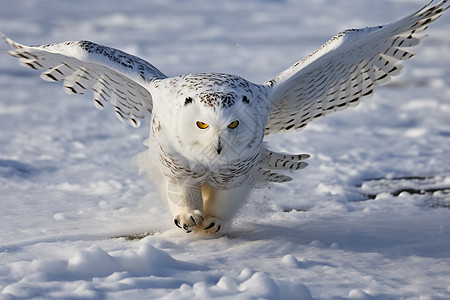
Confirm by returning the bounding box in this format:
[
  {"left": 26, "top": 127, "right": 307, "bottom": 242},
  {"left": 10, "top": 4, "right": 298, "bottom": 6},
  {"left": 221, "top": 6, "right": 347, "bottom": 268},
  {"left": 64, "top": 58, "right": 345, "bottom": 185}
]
[
  {"left": 264, "top": 0, "right": 448, "bottom": 135},
  {"left": 2, "top": 33, "right": 167, "bottom": 127}
]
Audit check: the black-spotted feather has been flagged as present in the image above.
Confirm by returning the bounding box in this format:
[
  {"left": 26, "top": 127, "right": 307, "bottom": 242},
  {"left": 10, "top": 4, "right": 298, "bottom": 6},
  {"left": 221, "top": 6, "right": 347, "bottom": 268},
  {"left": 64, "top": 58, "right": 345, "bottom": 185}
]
[
  {"left": 255, "top": 149, "right": 310, "bottom": 187},
  {"left": 1, "top": 34, "right": 167, "bottom": 128},
  {"left": 265, "top": 0, "right": 448, "bottom": 135}
]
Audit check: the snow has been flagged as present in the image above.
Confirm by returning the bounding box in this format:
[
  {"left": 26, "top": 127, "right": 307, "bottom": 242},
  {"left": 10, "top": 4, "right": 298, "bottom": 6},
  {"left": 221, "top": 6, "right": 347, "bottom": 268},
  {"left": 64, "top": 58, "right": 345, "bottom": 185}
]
[{"left": 0, "top": 0, "right": 449, "bottom": 299}]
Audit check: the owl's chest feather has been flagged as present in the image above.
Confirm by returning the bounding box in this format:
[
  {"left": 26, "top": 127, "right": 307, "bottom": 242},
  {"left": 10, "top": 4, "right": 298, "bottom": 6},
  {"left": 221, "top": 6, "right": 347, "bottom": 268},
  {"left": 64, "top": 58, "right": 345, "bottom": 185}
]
[{"left": 158, "top": 147, "right": 260, "bottom": 190}]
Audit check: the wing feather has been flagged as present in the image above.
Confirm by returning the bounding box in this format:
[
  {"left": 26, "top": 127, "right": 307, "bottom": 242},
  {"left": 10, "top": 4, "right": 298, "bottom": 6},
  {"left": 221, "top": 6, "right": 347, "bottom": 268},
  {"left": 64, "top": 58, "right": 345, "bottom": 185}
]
[
  {"left": 2, "top": 34, "right": 167, "bottom": 127},
  {"left": 264, "top": 0, "right": 448, "bottom": 135},
  {"left": 254, "top": 149, "right": 310, "bottom": 187}
]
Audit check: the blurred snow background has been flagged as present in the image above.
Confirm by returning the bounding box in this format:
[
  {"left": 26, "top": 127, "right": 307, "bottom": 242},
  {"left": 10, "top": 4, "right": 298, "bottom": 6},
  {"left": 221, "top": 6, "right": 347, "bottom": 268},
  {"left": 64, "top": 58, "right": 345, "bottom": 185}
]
[{"left": 0, "top": 0, "right": 449, "bottom": 298}]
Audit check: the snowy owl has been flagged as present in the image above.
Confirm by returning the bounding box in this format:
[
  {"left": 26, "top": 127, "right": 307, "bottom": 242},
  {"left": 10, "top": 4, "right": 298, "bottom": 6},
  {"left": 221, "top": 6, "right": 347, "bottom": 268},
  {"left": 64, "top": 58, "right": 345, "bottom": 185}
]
[{"left": 2, "top": 1, "right": 448, "bottom": 234}]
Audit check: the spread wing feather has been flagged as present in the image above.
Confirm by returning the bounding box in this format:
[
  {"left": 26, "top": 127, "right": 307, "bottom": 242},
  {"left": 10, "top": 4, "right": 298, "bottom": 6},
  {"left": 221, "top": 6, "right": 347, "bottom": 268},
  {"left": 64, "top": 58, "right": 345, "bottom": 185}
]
[
  {"left": 264, "top": 0, "right": 448, "bottom": 135},
  {"left": 2, "top": 34, "right": 167, "bottom": 127},
  {"left": 254, "top": 149, "right": 310, "bottom": 187}
]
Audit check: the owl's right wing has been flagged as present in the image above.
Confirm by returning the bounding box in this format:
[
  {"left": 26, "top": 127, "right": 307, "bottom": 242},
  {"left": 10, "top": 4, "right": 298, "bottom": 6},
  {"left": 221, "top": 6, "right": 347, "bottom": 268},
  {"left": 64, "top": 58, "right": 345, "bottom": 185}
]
[{"left": 2, "top": 33, "right": 167, "bottom": 128}]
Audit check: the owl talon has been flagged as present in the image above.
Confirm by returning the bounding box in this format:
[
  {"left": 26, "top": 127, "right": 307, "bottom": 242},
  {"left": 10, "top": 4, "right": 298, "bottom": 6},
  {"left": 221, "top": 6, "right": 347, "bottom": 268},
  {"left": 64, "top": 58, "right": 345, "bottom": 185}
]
[
  {"left": 174, "top": 219, "right": 181, "bottom": 229},
  {"left": 173, "top": 210, "right": 204, "bottom": 232},
  {"left": 204, "top": 222, "right": 215, "bottom": 230},
  {"left": 202, "top": 217, "right": 223, "bottom": 234}
]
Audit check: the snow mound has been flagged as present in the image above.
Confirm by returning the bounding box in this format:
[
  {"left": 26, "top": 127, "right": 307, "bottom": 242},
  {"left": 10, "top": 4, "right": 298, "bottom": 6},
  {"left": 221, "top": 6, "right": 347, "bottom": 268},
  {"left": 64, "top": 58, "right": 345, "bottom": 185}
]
[{"left": 2, "top": 239, "right": 311, "bottom": 299}]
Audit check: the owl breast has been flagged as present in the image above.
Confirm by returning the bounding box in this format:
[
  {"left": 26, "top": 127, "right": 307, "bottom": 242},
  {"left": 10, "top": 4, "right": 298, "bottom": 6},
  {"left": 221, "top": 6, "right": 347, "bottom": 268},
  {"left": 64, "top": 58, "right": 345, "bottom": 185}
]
[{"left": 158, "top": 145, "right": 261, "bottom": 190}]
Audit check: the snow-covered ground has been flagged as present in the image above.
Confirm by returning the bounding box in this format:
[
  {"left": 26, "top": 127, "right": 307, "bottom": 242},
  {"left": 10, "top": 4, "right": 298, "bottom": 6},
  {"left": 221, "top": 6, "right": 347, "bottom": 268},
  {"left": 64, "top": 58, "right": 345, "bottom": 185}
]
[{"left": 1, "top": 0, "right": 449, "bottom": 299}]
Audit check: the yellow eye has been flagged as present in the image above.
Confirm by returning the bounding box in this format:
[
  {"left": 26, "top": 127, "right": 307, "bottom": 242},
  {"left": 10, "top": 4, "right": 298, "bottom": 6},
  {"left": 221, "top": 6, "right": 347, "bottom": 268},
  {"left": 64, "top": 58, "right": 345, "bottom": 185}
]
[
  {"left": 228, "top": 120, "right": 239, "bottom": 129},
  {"left": 196, "top": 121, "right": 209, "bottom": 129}
]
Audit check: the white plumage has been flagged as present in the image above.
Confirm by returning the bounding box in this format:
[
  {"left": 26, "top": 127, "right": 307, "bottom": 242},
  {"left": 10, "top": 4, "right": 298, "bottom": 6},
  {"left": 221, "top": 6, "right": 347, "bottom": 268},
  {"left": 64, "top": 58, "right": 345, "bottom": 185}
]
[{"left": 2, "top": 1, "right": 447, "bottom": 234}]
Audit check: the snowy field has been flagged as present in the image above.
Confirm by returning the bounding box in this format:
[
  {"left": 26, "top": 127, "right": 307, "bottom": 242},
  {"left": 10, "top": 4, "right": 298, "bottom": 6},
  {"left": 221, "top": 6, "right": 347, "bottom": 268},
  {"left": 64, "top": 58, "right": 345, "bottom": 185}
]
[{"left": 1, "top": 0, "right": 450, "bottom": 299}]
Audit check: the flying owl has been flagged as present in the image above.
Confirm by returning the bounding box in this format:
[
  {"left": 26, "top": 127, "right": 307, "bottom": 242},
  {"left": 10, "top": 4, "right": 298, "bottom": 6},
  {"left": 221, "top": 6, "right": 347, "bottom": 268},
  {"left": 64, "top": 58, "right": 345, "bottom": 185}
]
[{"left": 2, "top": 1, "right": 448, "bottom": 234}]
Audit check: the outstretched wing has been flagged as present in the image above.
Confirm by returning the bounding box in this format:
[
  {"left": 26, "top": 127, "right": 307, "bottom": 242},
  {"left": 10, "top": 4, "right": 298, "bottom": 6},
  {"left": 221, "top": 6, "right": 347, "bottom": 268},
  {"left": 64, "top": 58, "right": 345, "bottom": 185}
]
[
  {"left": 2, "top": 33, "right": 167, "bottom": 127},
  {"left": 264, "top": 0, "right": 448, "bottom": 135}
]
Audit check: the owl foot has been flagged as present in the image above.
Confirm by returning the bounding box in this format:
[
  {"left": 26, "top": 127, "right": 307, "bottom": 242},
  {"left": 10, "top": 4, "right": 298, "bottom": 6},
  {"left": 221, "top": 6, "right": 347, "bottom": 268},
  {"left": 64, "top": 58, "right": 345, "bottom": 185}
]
[
  {"left": 202, "top": 217, "right": 223, "bottom": 234},
  {"left": 173, "top": 210, "right": 204, "bottom": 233}
]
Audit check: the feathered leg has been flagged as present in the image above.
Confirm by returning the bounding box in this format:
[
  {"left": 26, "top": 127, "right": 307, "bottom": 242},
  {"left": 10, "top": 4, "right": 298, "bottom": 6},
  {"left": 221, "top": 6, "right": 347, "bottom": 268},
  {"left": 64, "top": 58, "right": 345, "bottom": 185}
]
[{"left": 201, "top": 182, "right": 252, "bottom": 234}]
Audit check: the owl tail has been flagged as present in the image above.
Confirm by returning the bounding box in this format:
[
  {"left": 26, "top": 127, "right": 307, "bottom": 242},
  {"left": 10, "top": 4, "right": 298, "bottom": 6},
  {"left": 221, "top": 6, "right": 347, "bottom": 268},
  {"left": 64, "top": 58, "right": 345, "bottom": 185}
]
[{"left": 254, "top": 148, "right": 310, "bottom": 187}]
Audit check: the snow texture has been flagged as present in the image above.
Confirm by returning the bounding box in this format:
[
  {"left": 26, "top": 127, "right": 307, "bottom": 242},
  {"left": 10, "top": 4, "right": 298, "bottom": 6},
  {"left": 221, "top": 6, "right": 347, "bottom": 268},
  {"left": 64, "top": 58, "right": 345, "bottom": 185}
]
[{"left": 0, "top": 0, "right": 449, "bottom": 299}]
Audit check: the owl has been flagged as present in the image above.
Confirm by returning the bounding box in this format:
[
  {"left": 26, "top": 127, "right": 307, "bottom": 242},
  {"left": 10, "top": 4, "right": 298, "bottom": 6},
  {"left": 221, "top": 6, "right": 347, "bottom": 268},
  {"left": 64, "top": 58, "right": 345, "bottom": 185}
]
[{"left": 2, "top": 1, "right": 447, "bottom": 234}]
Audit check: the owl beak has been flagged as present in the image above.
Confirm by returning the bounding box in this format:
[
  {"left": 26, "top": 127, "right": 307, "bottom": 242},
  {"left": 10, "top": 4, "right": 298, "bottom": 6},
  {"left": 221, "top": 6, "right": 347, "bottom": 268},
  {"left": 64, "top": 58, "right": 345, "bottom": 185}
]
[{"left": 216, "top": 138, "right": 222, "bottom": 155}]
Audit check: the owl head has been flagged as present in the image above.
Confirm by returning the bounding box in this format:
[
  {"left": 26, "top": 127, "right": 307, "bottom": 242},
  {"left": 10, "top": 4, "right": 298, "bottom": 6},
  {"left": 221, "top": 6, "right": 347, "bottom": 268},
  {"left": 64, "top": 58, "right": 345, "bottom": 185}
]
[{"left": 156, "top": 73, "right": 270, "bottom": 166}]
